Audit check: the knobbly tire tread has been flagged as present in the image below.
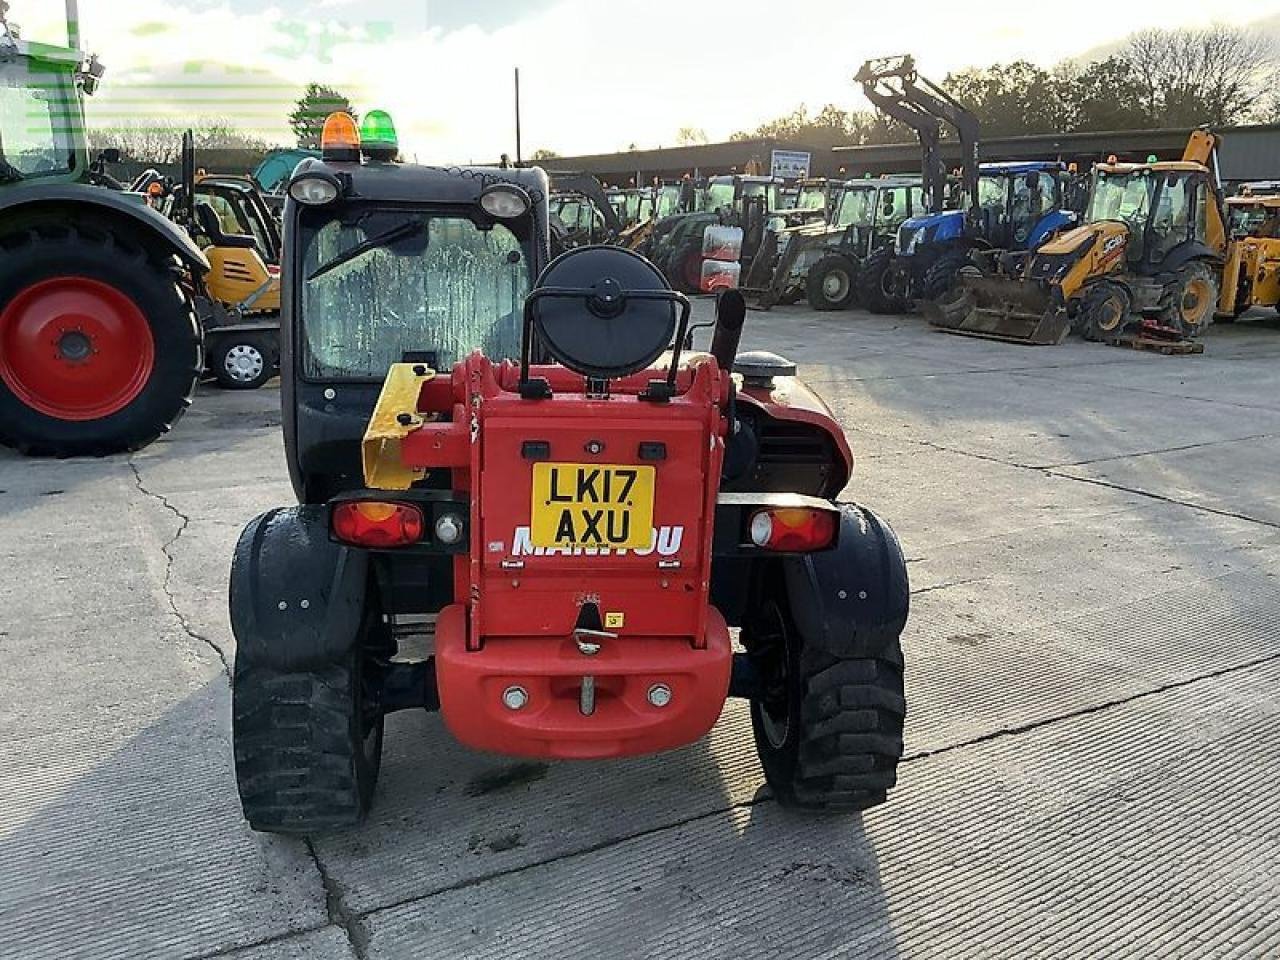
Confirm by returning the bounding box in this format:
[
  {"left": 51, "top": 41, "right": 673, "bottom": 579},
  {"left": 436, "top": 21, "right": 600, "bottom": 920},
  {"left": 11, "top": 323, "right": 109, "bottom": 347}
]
[
  {"left": 806, "top": 255, "right": 859, "bottom": 311},
  {"left": 0, "top": 217, "right": 201, "bottom": 457},
  {"left": 1080, "top": 281, "right": 1133, "bottom": 342},
  {"left": 1157, "top": 260, "right": 1218, "bottom": 339},
  {"left": 921, "top": 251, "right": 972, "bottom": 304},
  {"left": 233, "top": 659, "right": 383, "bottom": 834},
  {"left": 749, "top": 504, "right": 909, "bottom": 813},
  {"left": 230, "top": 507, "right": 385, "bottom": 834},
  {"left": 856, "top": 246, "right": 910, "bottom": 314}
]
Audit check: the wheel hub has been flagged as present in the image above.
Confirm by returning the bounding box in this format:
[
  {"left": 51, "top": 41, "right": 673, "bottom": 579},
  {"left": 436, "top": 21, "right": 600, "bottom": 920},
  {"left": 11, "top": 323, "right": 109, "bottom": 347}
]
[
  {"left": 57, "top": 330, "right": 94, "bottom": 363},
  {"left": 224, "top": 344, "right": 265, "bottom": 382},
  {"left": 822, "top": 270, "right": 850, "bottom": 300},
  {"left": 0, "top": 276, "right": 155, "bottom": 421}
]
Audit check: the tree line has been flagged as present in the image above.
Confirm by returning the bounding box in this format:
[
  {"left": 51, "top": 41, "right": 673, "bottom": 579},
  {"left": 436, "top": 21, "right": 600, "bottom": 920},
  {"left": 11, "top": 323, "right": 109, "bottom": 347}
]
[{"left": 731, "top": 25, "right": 1278, "bottom": 148}]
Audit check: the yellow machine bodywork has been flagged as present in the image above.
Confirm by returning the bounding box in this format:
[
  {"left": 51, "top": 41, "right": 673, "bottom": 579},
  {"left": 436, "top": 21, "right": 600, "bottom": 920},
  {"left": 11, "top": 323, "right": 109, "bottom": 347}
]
[
  {"left": 192, "top": 176, "right": 282, "bottom": 316},
  {"left": 204, "top": 247, "right": 280, "bottom": 314},
  {"left": 1031, "top": 220, "right": 1131, "bottom": 302},
  {"left": 1221, "top": 195, "right": 1280, "bottom": 315}
]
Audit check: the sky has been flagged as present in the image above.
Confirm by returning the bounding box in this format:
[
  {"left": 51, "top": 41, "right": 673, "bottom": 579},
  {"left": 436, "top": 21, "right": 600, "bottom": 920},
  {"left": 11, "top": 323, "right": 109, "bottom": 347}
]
[{"left": 11, "top": 0, "right": 1280, "bottom": 163}]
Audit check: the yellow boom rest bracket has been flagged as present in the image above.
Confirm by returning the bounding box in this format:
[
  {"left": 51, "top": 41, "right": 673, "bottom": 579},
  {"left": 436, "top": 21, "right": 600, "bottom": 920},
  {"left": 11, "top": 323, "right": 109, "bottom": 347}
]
[{"left": 361, "top": 363, "right": 436, "bottom": 491}]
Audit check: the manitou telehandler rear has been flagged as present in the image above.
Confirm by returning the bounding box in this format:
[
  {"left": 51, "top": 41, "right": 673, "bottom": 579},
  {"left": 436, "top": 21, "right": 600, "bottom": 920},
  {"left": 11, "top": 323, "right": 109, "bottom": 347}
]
[
  {"left": 228, "top": 113, "right": 910, "bottom": 833},
  {"left": 934, "top": 130, "right": 1228, "bottom": 343},
  {"left": 0, "top": 2, "right": 207, "bottom": 456}
]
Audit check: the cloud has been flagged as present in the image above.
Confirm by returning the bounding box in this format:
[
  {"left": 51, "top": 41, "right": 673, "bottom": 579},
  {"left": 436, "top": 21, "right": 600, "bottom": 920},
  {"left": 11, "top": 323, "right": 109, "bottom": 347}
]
[{"left": 11, "top": 0, "right": 1280, "bottom": 163}]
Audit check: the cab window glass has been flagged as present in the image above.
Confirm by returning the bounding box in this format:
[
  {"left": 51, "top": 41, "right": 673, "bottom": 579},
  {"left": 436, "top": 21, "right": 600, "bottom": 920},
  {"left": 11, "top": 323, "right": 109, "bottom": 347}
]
[{"left": 301, "top": 212, "right": 530, "bottom": 380}]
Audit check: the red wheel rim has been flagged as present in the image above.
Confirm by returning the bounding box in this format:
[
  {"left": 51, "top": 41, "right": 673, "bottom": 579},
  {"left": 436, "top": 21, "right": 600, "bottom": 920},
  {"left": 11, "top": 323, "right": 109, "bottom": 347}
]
[
  {"left": 683, "top": 252, "right": 703, "bottom": 292},
  {"left": 0, "top": 276, "right": 155, "bottom": 421}
]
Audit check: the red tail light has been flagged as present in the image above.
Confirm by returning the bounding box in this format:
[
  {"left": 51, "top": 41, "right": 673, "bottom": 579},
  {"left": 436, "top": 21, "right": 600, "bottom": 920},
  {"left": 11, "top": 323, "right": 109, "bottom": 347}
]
[
  {"left": 332, "top": 501, "right": 424, "bottom": 548},
  {"left": 749, "top": 507, "right": 837, "bottom": 552}
]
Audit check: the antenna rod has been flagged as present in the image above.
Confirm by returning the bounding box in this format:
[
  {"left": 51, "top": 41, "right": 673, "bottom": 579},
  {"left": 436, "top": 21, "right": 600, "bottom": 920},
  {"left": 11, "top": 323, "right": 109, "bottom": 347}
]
[
  {"left": 514, "top": 67, "right": 523, "bottom": 167},
  {"left": 66, "top": 0, "right": 82, "bottom": 50}
]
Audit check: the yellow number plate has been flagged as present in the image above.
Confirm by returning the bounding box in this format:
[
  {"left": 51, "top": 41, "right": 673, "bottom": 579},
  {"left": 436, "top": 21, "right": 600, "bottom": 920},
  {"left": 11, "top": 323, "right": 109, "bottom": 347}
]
[{"left": 530, "top": 463, "right": 655, "bottom": 550}]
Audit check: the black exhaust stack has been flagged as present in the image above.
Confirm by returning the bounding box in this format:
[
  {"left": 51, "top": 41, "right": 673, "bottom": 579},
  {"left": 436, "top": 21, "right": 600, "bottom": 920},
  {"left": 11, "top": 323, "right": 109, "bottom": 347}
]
[{"left": 710, "top": 290, "right": 747, "bottom": 374}]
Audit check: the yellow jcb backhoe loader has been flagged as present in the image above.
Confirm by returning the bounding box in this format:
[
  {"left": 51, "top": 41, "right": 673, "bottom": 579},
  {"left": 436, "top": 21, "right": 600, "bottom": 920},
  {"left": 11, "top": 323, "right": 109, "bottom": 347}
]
[
  {"left": 935, "top": 130, "right": 1228, "bottom": 343},
  {"left": 1219, "top": 191, "right": 1280, "bottom": 319}
]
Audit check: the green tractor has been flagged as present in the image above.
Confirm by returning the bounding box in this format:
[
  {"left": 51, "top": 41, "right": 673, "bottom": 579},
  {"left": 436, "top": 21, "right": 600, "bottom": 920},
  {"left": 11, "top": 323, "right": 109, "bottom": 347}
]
[{"left": 0, "top": 3, "right": 207, "bottom": 457}]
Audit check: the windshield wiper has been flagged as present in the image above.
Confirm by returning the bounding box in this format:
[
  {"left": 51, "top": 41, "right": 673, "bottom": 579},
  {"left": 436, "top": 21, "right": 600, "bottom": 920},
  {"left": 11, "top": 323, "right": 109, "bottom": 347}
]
[{"left": 308, "top": 218, "right": 427, "bottom": 282}]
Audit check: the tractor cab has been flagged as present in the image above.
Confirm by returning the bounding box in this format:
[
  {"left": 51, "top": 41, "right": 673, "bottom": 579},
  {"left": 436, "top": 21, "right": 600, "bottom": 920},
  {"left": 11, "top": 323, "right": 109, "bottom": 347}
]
[
  {"left": 1086, "top": 160, "right": 1224, "bottom": 273},
  {"left": 896, "top": 161, "right": 1077, "bottom": 261},
  {"left": 0, "top": 33, "right": 91, "bottom": 187},
  {"left": 704, "top": 174, "right": 783, "bottom": 218},
  {"left": 282, "top": 114, "right": 551, "bottom": 501},
  {"left": 775, "top": 178, "right": 836, "bottom": 227}
]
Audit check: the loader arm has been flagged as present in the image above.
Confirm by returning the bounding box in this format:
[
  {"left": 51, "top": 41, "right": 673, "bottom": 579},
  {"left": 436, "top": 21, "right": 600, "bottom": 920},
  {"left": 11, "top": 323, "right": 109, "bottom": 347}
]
[{"left": 856, "top": 55, "right": 980, "bottom": 217}]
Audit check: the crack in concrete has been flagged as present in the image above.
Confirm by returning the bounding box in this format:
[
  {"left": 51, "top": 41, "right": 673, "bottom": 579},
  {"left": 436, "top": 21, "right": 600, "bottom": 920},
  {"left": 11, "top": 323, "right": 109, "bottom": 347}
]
[
  {"left": 1041, "top": 471, "right": 1280, "bottom": 531},
  {"left": 306, "top": 839, "right": 370, "bottom": 960},
  {"left": 187, "top": 921, "right": 334, "bottom": 960},
  {"left": 128, "top": 460, "right": 231, "bottom": 679},
  {"left": 910, "top": 577, "right": 990, "bottom": 597},
  {"left": 865, "top": 431, "right": 1280, "bottom": 531},
  {"left": 1033, "top": 432, "right": 1279, "bottom": 470}
]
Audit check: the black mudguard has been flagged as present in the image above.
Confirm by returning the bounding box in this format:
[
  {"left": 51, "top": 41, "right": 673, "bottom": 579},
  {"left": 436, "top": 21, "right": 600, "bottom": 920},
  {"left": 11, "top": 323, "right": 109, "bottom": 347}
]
[
  {"left": 782, "top": 503, "right": 910, "bottom": 657},
  {"left": 1158, "top": 242, "right": 1222, "bottom": 276},
  {"left": 229, "top": 506, "right": 369, "bottom": 672},
  {"left": 0, "top": 183, "right": 209, "bottom": 272}
]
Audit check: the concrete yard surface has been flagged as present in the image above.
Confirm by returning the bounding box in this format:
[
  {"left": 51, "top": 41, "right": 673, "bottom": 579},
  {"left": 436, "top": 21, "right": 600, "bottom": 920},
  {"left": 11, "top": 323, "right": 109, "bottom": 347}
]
[{"left": 2, "top": 306, "right": 1279, "bottom": 959}]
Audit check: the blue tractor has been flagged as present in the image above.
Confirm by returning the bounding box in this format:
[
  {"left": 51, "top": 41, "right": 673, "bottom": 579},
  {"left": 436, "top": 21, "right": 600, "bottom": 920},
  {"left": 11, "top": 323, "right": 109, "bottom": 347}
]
[{"left": 892, "top": 161, "right": 1082, "bottom": 304}]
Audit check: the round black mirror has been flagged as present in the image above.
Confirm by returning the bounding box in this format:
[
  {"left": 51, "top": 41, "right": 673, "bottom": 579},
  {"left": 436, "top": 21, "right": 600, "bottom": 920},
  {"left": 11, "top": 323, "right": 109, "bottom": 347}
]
[{"left": 531, "top": 246, "right": 677, "bottom": 379}]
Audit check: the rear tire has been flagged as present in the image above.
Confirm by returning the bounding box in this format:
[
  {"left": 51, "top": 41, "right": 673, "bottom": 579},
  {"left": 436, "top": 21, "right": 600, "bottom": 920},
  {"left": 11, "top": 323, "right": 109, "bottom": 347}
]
[
  {"left": 806, "top": 255, "right": 858, "bottom": 311},
  {"left": 1159, "top": 261, "right": 1218, "bottom": 339},
  {"left": 0, "top": 219, "right": 201, "bottom": 457},
  {"left": 748, "top": 594, "right": 906, "bottom": 811},
  {"left": 746, "top": 505, "right": 908, "bottom": 812},
  {"left": 1079, "top": 281, "right": 1133, "bottom": 342},
  {"left": 231, "top": 507, "right": 387, "bottom": 833}
]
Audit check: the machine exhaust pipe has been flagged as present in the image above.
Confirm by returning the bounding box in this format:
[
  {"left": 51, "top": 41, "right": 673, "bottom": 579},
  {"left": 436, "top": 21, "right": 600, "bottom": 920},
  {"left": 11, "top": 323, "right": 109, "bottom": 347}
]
[
  {"left": 710, "top": 289, "right": 747, "bottom": 374},
  {"left": 65, "top": 0, "right": 81, "bottom": 50}
]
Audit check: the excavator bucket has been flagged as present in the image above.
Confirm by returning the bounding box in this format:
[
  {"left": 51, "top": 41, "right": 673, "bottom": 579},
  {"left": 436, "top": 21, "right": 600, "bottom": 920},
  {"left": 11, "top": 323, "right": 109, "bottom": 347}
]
[{"left": 924, "top": 274, "right": 1071, "bottom": 345}]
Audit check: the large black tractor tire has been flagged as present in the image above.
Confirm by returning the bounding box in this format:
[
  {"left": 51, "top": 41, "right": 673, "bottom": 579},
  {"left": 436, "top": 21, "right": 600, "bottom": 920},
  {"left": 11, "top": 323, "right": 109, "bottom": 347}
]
[
  {"left": 1159, "top": 261, "right": 1218, "bottom": 339},
  {"left": 231, "top": 507, "right": 387, "bottom": 834},
  {"left": 806, "top": 255, "right": 859, "bottom": 312},
  {"left": 0, "top": 219, "right": 201, "bottom": 457},
  {"left": 921, "top": 250, "right": 974, "bottom": 303},
  {"left": 210, "top": 330, "right": 277, "bottom": 391},
  {"left": 1079, "top": 282, "right": 1134, "bottom": 342},
  {"left": 856, "top": 247, "right": 911, "bottom": 314},
  {"left": 746, "top": 504, "right": 909, "bottom": 812}
]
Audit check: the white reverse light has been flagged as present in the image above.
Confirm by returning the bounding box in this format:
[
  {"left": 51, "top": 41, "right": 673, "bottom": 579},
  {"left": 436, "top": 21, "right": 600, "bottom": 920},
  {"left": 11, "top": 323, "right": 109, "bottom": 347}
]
[{"left": 434, "top": 512, "right": 464, "bottom": 545}]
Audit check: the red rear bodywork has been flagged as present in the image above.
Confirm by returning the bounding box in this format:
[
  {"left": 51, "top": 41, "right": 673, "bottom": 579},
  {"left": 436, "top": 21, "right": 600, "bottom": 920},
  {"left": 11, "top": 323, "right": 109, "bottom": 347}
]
[{"left": 398, "top": 354, "right": 734, "bottom": 758}]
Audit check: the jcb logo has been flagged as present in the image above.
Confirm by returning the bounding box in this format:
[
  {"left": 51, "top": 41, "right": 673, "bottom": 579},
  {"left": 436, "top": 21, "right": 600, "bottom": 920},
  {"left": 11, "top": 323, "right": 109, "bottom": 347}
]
[{"left": 512, "top": 526, "right": 684, "bottom": 557}]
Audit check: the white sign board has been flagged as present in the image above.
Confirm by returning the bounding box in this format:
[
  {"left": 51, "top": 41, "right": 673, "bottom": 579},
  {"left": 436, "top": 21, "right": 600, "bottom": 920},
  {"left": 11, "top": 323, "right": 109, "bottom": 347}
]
[{"left": 771, "top": 150, "right": 812, "bottom": 180}]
